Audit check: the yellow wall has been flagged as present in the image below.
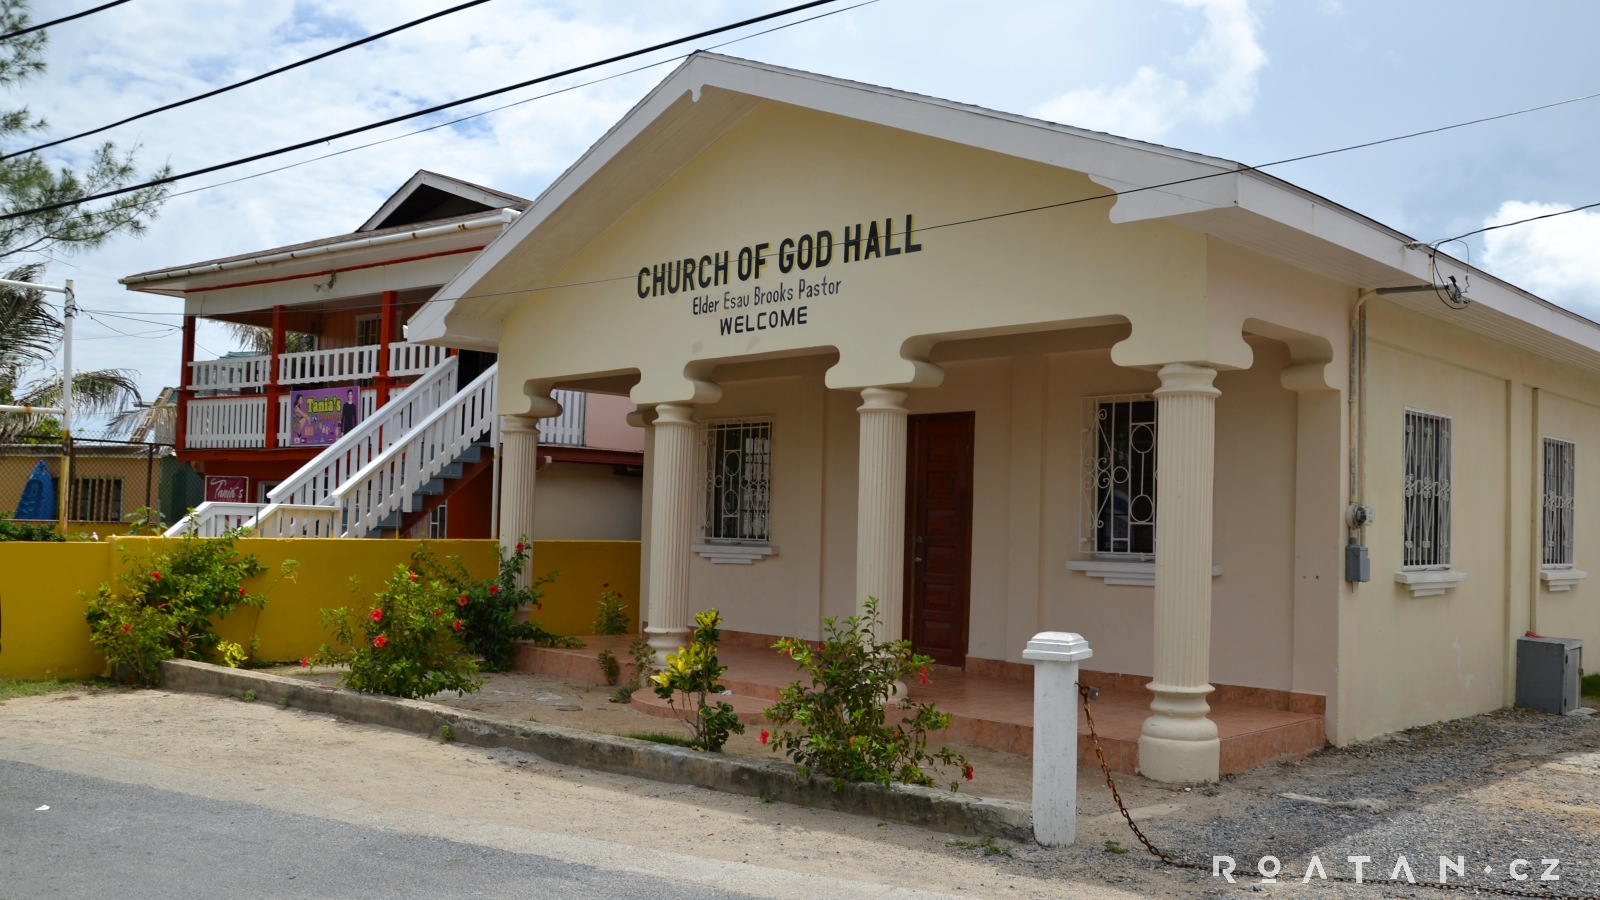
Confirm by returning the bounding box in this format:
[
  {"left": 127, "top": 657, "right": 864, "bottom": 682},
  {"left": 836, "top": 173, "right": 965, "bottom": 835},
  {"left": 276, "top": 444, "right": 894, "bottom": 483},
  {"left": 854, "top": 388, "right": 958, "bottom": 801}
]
[{"left": 0, "top": 537, "right": 639, "bottom": 680}]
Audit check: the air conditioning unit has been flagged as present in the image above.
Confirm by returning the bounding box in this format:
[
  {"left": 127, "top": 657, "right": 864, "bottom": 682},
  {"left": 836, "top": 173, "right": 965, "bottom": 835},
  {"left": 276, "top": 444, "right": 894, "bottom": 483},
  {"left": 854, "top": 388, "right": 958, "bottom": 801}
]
[{"left": 1515, "top": 636, "right": 1583, "bottom": 715}]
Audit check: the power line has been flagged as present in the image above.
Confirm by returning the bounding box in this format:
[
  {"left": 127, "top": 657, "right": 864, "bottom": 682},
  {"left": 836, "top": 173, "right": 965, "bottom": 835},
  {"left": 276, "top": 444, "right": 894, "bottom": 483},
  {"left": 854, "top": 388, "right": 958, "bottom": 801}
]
[
  {"left": 0, "top": 0, "right": 852, "bottom": 223},
  {"left": 159, "top": 0, "right": 880, "bottom": 204},
  {"left": 1430, "top": 199, "right": 1600, "bottom": 246},
  {"left": 0, "top": 0, "right": 129, "bottom": 41},
  {"left": 5, "top": 0, "right": 498, "bottom": 161}
]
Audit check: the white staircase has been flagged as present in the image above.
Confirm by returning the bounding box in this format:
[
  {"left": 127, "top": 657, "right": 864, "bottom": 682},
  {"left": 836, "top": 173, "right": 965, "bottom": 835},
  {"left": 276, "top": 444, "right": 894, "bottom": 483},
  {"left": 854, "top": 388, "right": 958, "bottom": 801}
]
[{"left": 166, "top": 357, "right": 499, "bottom": 538}]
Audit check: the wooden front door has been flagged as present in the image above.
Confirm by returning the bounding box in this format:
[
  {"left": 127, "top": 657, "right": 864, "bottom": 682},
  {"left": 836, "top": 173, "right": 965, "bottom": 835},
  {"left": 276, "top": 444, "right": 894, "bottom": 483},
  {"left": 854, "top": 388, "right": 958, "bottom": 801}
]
[{"left": 904, "top": 412, "right": 974, "bottom": 667}]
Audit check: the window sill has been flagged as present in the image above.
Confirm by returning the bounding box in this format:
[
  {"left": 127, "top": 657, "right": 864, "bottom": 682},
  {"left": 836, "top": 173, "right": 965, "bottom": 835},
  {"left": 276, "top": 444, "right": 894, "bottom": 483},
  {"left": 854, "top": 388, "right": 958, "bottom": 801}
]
[
  {"left": 1394, "top": 568, "right": 1468, "bottom": 598},
  {"left": 1066, "top": 558, "right": 1222, "bottom": 587},
  {"left": 692, "top": 543, "right": 777, "bottom": 565},
  {"left": 1540, "top": 567, "right": 1588, "bottom": 592}
]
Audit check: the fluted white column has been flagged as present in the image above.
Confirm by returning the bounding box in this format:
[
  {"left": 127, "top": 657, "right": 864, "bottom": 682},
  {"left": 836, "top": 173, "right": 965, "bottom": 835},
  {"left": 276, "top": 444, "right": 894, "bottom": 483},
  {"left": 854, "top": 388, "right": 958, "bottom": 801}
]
[
  {"left": 1139, "top": 363, "right": 1222, "bottom": 783},
  {"left": 856, "top": 388, "right": 909, "bottom": 641},
  {"left": 498, "top": 415, "right": 540, "bottom": 588},
  {"left": 645, "top": 403, "right": 698, "bottom": 661}
]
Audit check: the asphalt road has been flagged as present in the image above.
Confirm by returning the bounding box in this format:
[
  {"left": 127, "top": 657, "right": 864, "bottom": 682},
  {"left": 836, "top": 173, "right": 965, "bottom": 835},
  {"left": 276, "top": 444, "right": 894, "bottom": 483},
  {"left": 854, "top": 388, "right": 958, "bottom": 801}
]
[{"left": 0, "top": 760, "right": 759, "bottom": 900}]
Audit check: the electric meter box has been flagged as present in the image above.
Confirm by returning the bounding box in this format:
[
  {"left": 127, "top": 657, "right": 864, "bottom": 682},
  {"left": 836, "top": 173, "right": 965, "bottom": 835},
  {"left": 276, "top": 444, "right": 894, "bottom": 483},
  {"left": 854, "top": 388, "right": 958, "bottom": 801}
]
[{"left": 1515, "top": 636, "right": 1583, "bottom": 715}]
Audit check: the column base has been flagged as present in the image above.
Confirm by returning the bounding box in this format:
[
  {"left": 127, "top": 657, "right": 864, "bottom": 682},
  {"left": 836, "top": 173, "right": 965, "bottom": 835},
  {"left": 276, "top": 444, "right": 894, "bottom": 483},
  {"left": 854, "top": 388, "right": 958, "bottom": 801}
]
[
  {"left": 645, "top": 626, "right": 690, "bottom": 667},
  {"left": 1138, "top": 681, "right": 1220, "bottom": 783}
]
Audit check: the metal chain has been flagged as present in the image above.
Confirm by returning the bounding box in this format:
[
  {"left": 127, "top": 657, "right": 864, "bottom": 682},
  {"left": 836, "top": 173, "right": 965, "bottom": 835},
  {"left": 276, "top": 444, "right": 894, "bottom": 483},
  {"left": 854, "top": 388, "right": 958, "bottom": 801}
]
[{"left": 1077, "top": 684, "right": 1595, "bottom": 899}]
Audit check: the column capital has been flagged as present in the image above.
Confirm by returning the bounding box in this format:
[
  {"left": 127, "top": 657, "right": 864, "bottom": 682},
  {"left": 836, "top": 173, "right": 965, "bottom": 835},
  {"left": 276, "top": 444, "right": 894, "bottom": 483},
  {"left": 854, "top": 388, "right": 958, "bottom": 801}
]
[
  {"left": 858, "top": 387, "right": 909, "bottom": 414},
  {"left": 653, "top": 403, "right": 697, "bottom": 426},
  {"left": 1154, "top": 363, "right": 1220, "bottom": 398},
  {"left": 501, "top": 414, "right": 541, "bottom": 438}
]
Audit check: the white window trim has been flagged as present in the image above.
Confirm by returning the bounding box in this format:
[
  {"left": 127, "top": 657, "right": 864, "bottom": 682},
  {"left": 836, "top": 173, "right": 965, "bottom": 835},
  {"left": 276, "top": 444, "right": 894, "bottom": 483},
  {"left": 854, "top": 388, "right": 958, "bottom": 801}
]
[
  {"left": 1541, "top": 435, "right": 1577, "bottom": 587},
  {"left": 1066, "top": 558, "right": 1222, "bottom": 587},
  {"left": 1397, "top": 407, "right": 1465, "bottom": 596},
  {"left": 692, "top": 543, "right": 779, "bottom": 565},
  {"left": 1540, "top": 567, "right": 1588, "bottom": 592}
]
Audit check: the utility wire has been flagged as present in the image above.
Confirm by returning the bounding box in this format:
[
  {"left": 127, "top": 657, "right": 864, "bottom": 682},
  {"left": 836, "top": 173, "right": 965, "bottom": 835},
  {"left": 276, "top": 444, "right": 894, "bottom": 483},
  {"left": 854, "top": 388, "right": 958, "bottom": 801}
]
[
  {"left": 1431, "top": 199, "right": 1600, "bottom": 246},
  {"left": 0, "top": 0, "right": 851, "bottom": 222},
  {"left": 5, "top": 0, "right": 498, "bottom": 161},
  {"left": 159, "top": 0, "right": 879, "bottom": 204},
  {"left": 0, "top": 0, "right": 129, "bottom": 41}
]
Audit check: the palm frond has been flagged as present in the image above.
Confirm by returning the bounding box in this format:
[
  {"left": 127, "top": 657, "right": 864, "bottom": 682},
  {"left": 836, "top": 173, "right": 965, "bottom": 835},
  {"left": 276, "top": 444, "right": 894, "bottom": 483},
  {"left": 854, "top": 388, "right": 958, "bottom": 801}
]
[{"left": 0, "top": 263, "right": 60, "bottom": 368}]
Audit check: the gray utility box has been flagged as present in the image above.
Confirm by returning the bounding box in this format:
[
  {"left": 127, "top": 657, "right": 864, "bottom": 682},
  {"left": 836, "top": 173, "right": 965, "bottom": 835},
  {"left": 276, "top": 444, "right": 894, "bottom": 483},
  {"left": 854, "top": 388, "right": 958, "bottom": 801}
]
[{"left": 1515, "top": 636, "right": 1583, "bottom": 715}]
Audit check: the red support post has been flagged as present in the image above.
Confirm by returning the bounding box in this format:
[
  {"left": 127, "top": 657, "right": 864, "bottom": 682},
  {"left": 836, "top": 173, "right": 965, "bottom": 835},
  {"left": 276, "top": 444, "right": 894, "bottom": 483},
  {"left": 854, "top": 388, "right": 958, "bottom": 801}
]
[
  {"left": 176, "top": 314, "right": 195, "bottom": 451},
  {"left": 264, "top": 305, "right": 286, "bottom": 449},
  {"left": 375, "top": 289, "right": 396, "bottom": 408}
]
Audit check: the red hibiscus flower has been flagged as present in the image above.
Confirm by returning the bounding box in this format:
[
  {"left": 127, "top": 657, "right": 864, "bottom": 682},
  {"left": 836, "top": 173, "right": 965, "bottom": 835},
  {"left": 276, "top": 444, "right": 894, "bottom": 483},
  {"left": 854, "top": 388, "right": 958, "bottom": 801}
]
[
  {"left": 149, "top": 571, "right": 161, "bottom": 582},
  {"left": 918, "top": 667, "right": 928, "bottom": 685},
  {"left": 601, "top": 582, "right": 609, "bottom": 588},
  {"left": 406, "top": 570, "right": 417, "bottom": 582},
  {"left": 759, "top": 729, "right": 769, "bottom": 746},
  {"left": 434, "top": 609, "right": 443, "bottom": 617},
  {"left": 487, "top": 585, "right": 499, "bottom": 596},
  {"left": 238, "top": 586, "right": 247, "bottom": 597},
  {"left": 121, "top": 623, "right": 132, "bottom": 634},
  {"left": 516, "top": 541, "right": 525, "bottom": 552},
  {"left": 457, "top": 594, "right": 469, "bottom": 607},
  {"left": 452, "top": 619, "right": 463, "bottom": 633},
  {"left": 300, "top": 656, "right": 310, "bottom": 668},
  {"left": 373, "top": 634, "right": 388, "bottom": 649},
  {"left": 963, "top": 764, "right": 974, "bottom": 781},
  {"left": 369, "top": 608, "right": 383, "bottom": 623}
]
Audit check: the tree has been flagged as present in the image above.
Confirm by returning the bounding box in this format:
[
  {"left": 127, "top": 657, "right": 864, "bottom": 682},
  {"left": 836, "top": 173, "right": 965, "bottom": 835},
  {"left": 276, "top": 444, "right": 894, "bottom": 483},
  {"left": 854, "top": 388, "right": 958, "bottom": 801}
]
[{"left": 0, "top": 0, "right": 171, "bottom": 441}]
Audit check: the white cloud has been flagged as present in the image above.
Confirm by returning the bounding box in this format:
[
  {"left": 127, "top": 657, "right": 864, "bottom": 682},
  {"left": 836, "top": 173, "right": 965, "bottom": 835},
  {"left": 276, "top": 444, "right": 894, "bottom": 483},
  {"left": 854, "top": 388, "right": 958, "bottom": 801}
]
[
  {"left": 1032, "top": 0, "right": 1266, "bottom": 140},
  {"left": 1479, "top": 200, "right": 1600, "bottom": 317}
]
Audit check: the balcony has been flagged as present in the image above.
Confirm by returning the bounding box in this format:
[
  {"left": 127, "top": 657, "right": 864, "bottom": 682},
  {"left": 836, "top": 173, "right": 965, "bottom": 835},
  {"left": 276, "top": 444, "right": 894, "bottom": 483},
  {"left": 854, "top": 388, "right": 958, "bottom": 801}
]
[{"left": 182, "top": 344, "right": 586, "bottom": 450}]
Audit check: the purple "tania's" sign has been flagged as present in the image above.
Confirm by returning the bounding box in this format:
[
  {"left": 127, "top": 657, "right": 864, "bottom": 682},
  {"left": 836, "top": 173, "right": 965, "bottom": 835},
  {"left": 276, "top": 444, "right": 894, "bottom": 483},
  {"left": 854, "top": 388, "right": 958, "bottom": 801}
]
[{"left": 288, "top": 386, "right": 361, "bottom": 447}]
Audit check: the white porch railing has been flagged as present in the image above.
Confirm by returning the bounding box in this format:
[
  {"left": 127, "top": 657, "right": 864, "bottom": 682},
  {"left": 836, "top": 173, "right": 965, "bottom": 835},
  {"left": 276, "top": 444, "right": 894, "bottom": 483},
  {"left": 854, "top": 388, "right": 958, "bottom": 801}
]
[
  {"left": 168, "top": 502, "right": 265, "bottom": 537},
  {"left": 541, "top": 389, "right": 585, "bottom": 446},
  {"left": 326, "top": 364, "right": 497, "bottom": 538},
  {"left": 186, "top": 396, "right": 267, "bottom": 449},
  {"left": 278, "top": 345, "right": 379, "bottom": 386},
  {"left": 187, "top": 342, "right": 449, "bottom": 391}
]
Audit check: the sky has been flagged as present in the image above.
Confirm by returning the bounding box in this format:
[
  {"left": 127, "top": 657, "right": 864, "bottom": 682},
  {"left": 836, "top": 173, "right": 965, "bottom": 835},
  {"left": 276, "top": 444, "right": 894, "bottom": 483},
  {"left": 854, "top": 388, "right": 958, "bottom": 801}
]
[{"left": 14, "top": 0, "right": 1600, "bottom": 428}]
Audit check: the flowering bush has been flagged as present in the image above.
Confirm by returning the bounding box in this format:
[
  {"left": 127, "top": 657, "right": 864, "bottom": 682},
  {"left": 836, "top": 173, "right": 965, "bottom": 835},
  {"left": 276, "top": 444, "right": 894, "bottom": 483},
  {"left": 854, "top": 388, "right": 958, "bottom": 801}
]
[
  {"left": 407, "top": 537, "right": 581, "bottom": 672},
  {"left": 649, "top": 609, "right": 743, "bottom": 752},
  {"left": 591, "top": 583, "right": 630, "bottom": 635},
  {"left": 765, "top": 597, "right": 971, "bottom": 792},
  {"left": 313, "top": 564, "right": 482, "bottom": 699},
  {"left": 83, "top": 529, "right": 297, "bottom": 686}
]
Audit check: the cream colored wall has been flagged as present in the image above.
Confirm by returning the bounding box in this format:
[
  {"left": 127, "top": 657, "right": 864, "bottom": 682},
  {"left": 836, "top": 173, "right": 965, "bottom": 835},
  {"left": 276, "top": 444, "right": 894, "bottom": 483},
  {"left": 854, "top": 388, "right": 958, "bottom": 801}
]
[
  {"left": 496, "top": 101, "right": 1223, "bottom": 415},
  {"left": 583, "top": 393, "right": 645, "bottom": 452},
  {"left": 532, "top": 462, "right": 643, "bottom": 540},
  {"left": 1532, "top": 390, "right": 1600, "bottom": 644}
]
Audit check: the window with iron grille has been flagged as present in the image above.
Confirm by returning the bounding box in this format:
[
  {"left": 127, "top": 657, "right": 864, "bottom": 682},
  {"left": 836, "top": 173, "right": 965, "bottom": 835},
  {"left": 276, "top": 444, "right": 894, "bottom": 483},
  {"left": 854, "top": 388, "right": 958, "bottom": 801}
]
[
  {"left": 1402, "top": 410, "right": 1452, "bottom": 568},
  {"left": 1081, "top": 395, "right": 1157, "bottom": 557},
  {"left": 71, "top": 476, "right": 123, "bottom": 522},
  {"left": 702, "top": 418, "right": 771, "bottom": 544},
  {"left": 1543, "top": 437, "right": 1575, "bottom": 567}
]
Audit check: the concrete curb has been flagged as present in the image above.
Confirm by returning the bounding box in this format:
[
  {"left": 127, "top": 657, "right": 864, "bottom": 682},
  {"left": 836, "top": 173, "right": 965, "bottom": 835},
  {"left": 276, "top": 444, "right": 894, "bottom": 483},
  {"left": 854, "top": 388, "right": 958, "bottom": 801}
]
[{"left": 159, "top": 659, "right": 1033, "bottom": 841}]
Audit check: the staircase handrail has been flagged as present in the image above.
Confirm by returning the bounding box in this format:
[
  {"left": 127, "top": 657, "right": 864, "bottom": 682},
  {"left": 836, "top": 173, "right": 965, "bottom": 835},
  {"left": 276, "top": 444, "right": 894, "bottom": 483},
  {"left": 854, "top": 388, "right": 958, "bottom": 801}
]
[
  {"left": 163, "top": 502, "right": 263, "bottom": 537},
  {"left": 331, "top": 363, "right": 498, "bottom": 538},
  {"left": 267, "top": 355, "right": 459, "bottom": 507}
]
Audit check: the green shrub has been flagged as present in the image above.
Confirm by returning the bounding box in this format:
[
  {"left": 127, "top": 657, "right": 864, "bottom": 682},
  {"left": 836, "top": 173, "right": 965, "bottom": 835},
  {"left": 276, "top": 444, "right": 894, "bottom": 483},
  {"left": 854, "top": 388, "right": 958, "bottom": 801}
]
[
  {"left": 649, "top": 609, "right": 743, "bottom": 752},
  {"left": 313, "top": 565, "right": 483, "bottom": 700},
  {"left": 608, "top": 635, "right": 657, "bottom": 703},
  {"left": 407, "top": 537, "right": 581, "bottom": 672},
  {"left": 765, "top": 597, "right": 972, "bottom": 792},
  {"left": 83, "top": 529, "right": 295, "bottom": 686},
  {"left": 591, "top": 583, "right": 630, "bottom": 635},
  {"left": 0, "top": 514, "right": 62, "bottom": 542},
  {"left": 597, "top": 649, "right": 621, "bottom": 686}
]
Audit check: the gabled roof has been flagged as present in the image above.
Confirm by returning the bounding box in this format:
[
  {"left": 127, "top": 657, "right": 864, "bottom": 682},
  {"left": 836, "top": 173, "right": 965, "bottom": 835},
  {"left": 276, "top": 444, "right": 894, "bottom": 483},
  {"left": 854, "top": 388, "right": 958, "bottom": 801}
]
[
  {"left": 403, "top": 52, "right": 1600, "bottom": 373},
  {"left": 358, "top": 170, "right": 529, "bottom": 233}
]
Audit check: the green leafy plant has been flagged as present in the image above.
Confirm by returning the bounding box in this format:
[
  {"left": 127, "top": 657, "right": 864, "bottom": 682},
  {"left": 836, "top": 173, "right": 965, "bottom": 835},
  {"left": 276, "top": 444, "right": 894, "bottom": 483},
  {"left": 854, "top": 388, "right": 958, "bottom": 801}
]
[
  {"left": 591, "top": 583, "right": 630, "bottom": 635},
  {"left": 437, "top": 724, "right": 455, "bottom": 743},
  {"left": 122, "top": 505, "right": 167, "bottom": 536},
  {"left": 83, "top": 529, "right": 296, "bottom": 686},
  {"left": 0, "top": 513, "right": 61, "bottom": 542},
  {"left": 312, "top": 565, "right": 484, "bottom": 700},
  {"left": 597, "top": 649, "right": 621, "bottom": 686},
  {"left": 240, "top": 689, "right": 257, "bottom": 702},
  {"left": 649, "top": 609, "right": 744, "bottom": 752},
  {"left": 407, "top": 537, "right": 580, "bottom": 672},
  {"left": 764, "top": 597, "right": 972, "bottom": 792},
  {"left": 609, "top": 635, "right": 658, "bottom": 703}
]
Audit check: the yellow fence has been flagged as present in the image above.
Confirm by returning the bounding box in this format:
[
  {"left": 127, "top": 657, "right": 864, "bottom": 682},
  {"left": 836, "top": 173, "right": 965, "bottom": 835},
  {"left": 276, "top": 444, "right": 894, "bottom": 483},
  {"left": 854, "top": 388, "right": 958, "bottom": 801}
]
[{"left": 0, "top": 538, "right": 640, "bottom": 681}]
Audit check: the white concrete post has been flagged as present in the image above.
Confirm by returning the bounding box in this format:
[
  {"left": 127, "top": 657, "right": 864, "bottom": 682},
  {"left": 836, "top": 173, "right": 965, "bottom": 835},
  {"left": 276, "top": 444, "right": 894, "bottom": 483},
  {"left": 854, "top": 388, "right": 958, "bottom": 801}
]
[
  {"left": 645, "top": 403, "right": 698, "bottom": 663},
  {"left": 1024, "top": 631, "right": 1093, "bottom": 847},
  {"left": 855, "top": 387, "right": 909, "bottom": 640},
  {"left": 498, "top": 415, "right": 541, "bottom": 588}
]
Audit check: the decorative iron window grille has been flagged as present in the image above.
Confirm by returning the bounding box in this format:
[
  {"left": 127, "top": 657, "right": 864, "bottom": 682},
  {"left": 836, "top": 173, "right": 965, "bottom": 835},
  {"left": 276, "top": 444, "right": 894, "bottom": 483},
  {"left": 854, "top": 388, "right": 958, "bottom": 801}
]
[
  {"left": 1543, "top": 437, "right": 1576, "bottom": 567},
  {"left": 702, "top": 418, "right": 772, "bottom": 544},
  {"left": 1081, "top": 395, "right": 1157, "bottom": 557},
  {"left": 1402, "top": 409, "right": 1452, "bottom": 568},
  {"left": 71, "top": 476, "right": 123, "bottom": 522}
]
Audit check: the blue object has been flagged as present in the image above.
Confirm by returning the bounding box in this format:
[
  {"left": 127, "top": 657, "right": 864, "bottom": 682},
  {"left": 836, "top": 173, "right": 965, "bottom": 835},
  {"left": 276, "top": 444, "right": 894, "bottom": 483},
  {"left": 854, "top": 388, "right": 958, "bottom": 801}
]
[{"left": 14, "top": 460, "right": 55, "bottom": 520}]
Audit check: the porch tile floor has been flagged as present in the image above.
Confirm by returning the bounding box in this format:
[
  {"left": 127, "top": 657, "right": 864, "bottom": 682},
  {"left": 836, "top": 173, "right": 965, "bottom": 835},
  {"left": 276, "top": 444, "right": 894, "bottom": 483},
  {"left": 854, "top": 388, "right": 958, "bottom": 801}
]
[{"left": 514, "top": 638, "right": 1326, "bottom": 776}]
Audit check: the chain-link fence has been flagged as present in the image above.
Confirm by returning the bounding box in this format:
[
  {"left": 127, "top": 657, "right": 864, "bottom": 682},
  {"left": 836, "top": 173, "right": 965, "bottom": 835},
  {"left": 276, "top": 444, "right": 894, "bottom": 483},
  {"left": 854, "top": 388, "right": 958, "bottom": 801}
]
[{"left": 0, "top": 433, "right": 203, "bottom": 534}]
